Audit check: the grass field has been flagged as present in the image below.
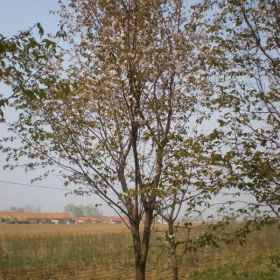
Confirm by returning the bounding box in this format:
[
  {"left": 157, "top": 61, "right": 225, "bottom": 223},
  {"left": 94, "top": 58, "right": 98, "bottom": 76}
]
[{"left": 0, "top": 223, "right": 279, "bottom": 279}]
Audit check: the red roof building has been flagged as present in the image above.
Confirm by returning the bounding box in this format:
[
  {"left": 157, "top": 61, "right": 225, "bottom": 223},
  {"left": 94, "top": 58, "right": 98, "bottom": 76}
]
[
  {"left": 0, "top": 211, "right": 129, "bottom": 224},
  {"left": 0, "top": 211, "right": 72, "bottom": 224}
]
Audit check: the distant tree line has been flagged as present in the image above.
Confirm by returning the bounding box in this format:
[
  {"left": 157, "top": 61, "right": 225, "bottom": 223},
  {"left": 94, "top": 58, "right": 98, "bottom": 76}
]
[
  {"left": 64, "top": 203, "right": 102, "bottom": 218},
  {"left": 7, "top": 205, "right": 41, "bottom": 213}
]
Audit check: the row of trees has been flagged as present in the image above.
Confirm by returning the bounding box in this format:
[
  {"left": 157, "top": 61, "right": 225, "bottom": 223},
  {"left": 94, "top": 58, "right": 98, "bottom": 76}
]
[
  {"left": 64, "top": 203, "right": 102, "bottom": 217},
  {"left": 6, "top": 205, "right": 41, "bottom": 213},
  {"left": 0, "top": 1, "right": 279, "bottom": 279}
]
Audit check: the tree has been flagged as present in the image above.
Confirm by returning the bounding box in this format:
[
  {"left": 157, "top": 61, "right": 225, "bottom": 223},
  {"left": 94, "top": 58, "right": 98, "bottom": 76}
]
[
  {"left": 0, "top": 1, "right": 216, "bottom": 279},
  {"left": 152, "top": 3, "right": 280, "bottom": 277},
  {"left": 8, "top": 205, "right": 41, "bottom": 213},
  {"left": 155, "top": 131, "right": 226, "bottom": 280},
  {"left": 157, "top": 187, "right": 210, "bottom": 280},
  {"left": 64, "top": 203, "right": 102, "bottom": 217},
  {"left": 64, "top": 203, "right": 84, "bottom": 217},
  {"left": 191, "top": 0, "right": 280, "bottom": 221},
  {"left": 84, "top": 204, "right": 102, "bottom": 217}
]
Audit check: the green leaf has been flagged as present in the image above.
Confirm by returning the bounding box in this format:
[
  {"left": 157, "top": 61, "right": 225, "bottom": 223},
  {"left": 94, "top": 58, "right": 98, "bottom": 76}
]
[
  {"left": 37, "top": 22, "right": 44, "bottom": 37},
  {"left": 42, "top": 39, "right": 55, "bottom": 48}
]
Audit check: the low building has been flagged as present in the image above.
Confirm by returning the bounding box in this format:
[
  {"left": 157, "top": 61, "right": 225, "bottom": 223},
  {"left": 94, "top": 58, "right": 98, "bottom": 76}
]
[
  {"left": 73, "top": 216, "right": 128, "bottom": 224},
  {"left": 102, "top": 216, "right": 128, "bottom": 224},
  {"left": 0, "top": 211, "right": 72, "bottom": 224},
  {"left": 73, "top": 216, "right": 103, "bottom": 224}
]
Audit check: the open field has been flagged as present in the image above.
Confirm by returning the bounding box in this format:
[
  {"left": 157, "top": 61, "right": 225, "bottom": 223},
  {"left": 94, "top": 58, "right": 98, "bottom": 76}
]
[{"left": 0, "top": 224, "right": 279, "bottom": 279}]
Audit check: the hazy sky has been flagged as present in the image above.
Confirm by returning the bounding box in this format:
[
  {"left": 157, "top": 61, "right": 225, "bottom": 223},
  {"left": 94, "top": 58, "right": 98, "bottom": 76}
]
[{"left": 0, "top": 0, "right": 107, "bottom": 213}]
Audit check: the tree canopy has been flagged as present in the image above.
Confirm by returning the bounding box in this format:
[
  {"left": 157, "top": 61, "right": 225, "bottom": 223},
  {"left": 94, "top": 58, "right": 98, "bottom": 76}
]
[
  {"left": 0, "top": 1, "right": 216, "bottom": 279},
  {"left": 191, "top": 0, "right": 280, "bottom": 221}
]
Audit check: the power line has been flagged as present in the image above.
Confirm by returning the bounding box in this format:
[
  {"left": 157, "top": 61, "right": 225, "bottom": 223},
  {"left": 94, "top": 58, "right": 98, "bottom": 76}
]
[
  {"left": 0, "top": 180, "right": 73, "bottom": 192},
  {"left": 0, "top": 179, "right": 121, "bottom": 196}
]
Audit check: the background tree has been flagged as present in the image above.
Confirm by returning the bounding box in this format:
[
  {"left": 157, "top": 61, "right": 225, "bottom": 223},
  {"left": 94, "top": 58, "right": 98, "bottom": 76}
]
[
  {"left": 154, "top": 2, "right": 280, "bottom": 277},
  {"left": 64, "top": 203, "right": 102, "bottom": 217},
  {"left": 191, "top": 0, "right": 280, "bottom": 222},
  {"left": 155, "top": 130, "right": 227, "bottom": 280},
  {"left": 7, "top": 205, "right": 41, "bottom": 213}
]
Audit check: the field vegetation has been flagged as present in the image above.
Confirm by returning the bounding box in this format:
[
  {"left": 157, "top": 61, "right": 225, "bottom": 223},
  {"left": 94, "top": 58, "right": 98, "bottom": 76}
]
[{"left": 0, "top": 224, "right": 279, "bottom": 280}]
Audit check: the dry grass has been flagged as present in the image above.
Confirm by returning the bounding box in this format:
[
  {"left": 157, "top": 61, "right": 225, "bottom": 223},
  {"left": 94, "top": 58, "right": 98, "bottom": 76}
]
[
  {"left": 0, "top": 223, "right": 279, "bottom": 279},
  {"left": 0, "top": 223, "right": 129, "bottom": 236}
]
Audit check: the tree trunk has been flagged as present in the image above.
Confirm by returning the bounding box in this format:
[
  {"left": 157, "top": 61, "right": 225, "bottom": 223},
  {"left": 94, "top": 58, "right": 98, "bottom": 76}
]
[
  {"left": 131, "top": 208, "right": 153, "bottom": 280},
  {"left": 170, "top": 243, "right": 179, "bottom": 280},
  {"left": 168, "top": 222, "right": 179, "bottom": 280},
  {"left": 135, "top": 262, "right": 146, "bottom": 280}
]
